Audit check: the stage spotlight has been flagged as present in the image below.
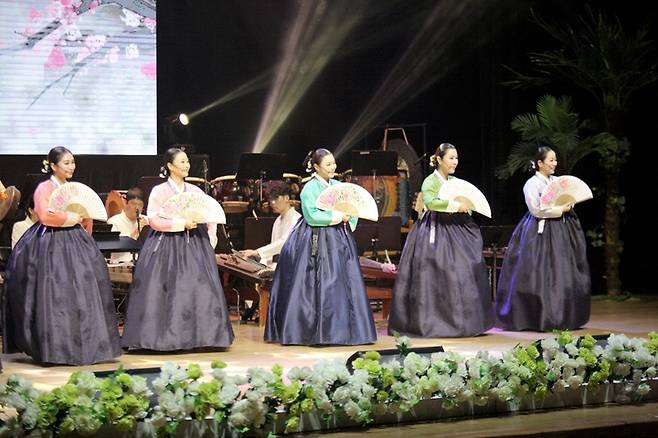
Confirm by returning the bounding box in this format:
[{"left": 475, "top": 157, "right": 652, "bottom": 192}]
[{"left": 179, "top": 113, "right": 189, "bottom": 126}]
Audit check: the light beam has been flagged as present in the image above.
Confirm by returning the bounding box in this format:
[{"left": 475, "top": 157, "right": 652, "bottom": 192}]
[
  {"left": 334, "top": 0, "right": 507, "bottom": 158},
  {"left": 251, "top": 0, "right": 368, "bottom": 153}
]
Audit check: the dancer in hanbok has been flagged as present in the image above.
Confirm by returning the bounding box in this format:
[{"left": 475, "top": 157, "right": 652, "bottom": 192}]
[
  {"left": 495, "top": 146, "right": 590, "bottom": 331},
  {"left": 265, "top": 148, "right": 376, "bottom": 345},
  {"left": 389, "top": 143, "right": 494, "bottom": 337},
  {"left": 121, "top": 147, "right": 234, "bottom": 350},
  {"left": 4, "top": 146, "right": 121, "bottom": 365}
]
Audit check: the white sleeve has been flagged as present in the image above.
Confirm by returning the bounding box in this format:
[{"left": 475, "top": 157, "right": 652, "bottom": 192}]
[{"left": 524, "top": 180, "right": 563, "bottom": 219}]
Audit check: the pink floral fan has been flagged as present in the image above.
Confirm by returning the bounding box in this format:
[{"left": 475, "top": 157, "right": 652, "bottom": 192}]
[
  {"left": 48, "top": 182, "right": 108, "bottom": 221},
  {"left": 540, "top": 176, "right": 593, "bottom": 209},
  {"left": 159, "top": 192, "right": 226, "bottom": 224},
  {"left": 316, "top": 183, "right": 379, "bottom": 221}
]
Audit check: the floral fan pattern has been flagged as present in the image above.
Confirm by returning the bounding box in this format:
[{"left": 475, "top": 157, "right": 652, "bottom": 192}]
[
  {"left": 316, "top": 183, "right": 379, "bottom": 222},
  {"left": 159, "top": 192, "right": 226, "bottom": 224},
  {"left": 540, "top": 176, "right": 593, "bottom": 209},
  {"left": 48, "top": 182, "right": 107, "bottom": 221}
]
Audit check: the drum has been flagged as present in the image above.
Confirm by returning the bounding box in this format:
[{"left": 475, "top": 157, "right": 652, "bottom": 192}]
[
  {"left": 336, "top": 169, "right": 353, "bottom": 183},
  {"left": 105, "top": 190, "right": 127, "bottom": 218},
  {"left": 185, "top": 176, "right": 211, "bottom": 193},
  {"left": 211, "top": 175, "right": 250, "bottom": 213},
  {"left": 352, "top": 167, "right": 409, "bottom": 222}
]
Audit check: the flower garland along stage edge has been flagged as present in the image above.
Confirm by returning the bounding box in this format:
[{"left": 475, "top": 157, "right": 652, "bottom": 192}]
[{"left": 2, "top": 331, "right": 658, "bottom": 437}]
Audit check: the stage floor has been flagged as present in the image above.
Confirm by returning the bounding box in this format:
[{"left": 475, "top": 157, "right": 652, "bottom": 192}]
[{"left": 2, "top": 297, "right": 658, "bottom": 391}]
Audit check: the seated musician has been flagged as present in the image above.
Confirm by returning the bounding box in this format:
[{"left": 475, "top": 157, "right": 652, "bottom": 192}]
[
  {"left": 240, "top": 184, "right": 301, "bottom": 266},
  {"left": 107, "top": 187, "right": 148, "bottom": 263},
  {"left": 11, "top": 198, "right": 37, "bottom": 248}
]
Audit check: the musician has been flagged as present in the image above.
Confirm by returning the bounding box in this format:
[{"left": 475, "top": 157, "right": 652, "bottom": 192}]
[
  {"left": 4, "top": 146, "right": 121, "bottom": 365},
  {"left": 11, "top": 198, "right": 37, "bottom": 248},
  {"left": 265, "top": 148, "right": 376, "bottom": 345},
  {"left": 106, "top": 187, "right": 148, "bottom": 263},
  {"left": 495, "top": 146, "right": 590, "bottom": 331},
  {"left": 389, "top": 143, "right": 494, "bottom": 338},
  {"left": 241, "top": 184, "right": 301, "bottom": 266},
  {"left": 121, "top": 147, "right": 234, "bottom": 351}
]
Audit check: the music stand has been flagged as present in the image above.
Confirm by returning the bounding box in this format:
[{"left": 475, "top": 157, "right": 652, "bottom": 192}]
[
  {"left": 353, "top": 217, "right": 401, "bottom": 262},
  {"left": 235, "top": 153, "right": 285, "bottom": 204},
  {"left": 351, "top": 150, "right": 398, "bottom": 210}
]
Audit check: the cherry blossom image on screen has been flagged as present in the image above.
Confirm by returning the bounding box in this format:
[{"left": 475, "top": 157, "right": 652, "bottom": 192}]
[{"left": 0, "top": 0, "right": 157, "bottom": 154}]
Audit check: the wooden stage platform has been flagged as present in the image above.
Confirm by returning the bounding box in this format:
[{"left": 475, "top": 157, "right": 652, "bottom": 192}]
[
  {"left": 2, "top": 297, "right": 657, "bottom": 389},
  {"left": 2, "top": 297, "right": 658, "bottom": 436}
]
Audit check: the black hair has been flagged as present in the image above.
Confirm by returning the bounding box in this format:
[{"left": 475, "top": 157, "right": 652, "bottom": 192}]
[
  {"left": 160, "top": 147, "right": 186, "bottom": 178},
  {"left": 41, "top": 146, "right": 73, "bottom": 174},
  {"left": 269, "top": 184, "right": 293, "bottom": 199},
  {"left": 302, "top": 148, "right": 332, "bottom": 173},
  {"left": 429, "top": 143, "right": 456, "bottom": 168},
  {"left": 125, "top": 187, "right": 145, "bottom": 202},
  {"left": 528, "top": 146, "right": 554, "bottom": 172}
]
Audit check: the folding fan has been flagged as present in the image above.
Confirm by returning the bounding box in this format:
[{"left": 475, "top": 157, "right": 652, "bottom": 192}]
[
  {"left": 48, "top": 182, "right": 108, "bottom": 221},
  {"left": 437, "top": 178, "right": 492, "bottom": 218},
  {"left": 159, "top": 191, "right": 226, "bottom": 224},
  {"left": 316, "top": 182, "right": 379, "bottom": 222},
  {"left": 540, "top": 175, "right": 593, "bottom": 209}
]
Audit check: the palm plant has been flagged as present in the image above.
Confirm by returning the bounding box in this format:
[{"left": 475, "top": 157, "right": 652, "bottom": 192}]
[
  {"left": 497, "top": 95, "right": 611, "bottom": 179},
  {"left": 503, "top": 7, "right": 658, "bottom": 295}
]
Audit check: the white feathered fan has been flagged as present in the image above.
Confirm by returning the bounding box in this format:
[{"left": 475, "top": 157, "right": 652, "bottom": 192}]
[
  {"left": 540, "top": 175, "right": 593, "bottom": 209},
  {"left": 159, "top": 192, "right": 226, "bottom": 224},
  {"left": 316, "top": 182, "right": 379, "bottom": 222},
  {"left": 438, "top": 178, "right": 492, "bottom": 218},
  {"left": 48, "top": 182, "right": 108, "bottom": 221}
]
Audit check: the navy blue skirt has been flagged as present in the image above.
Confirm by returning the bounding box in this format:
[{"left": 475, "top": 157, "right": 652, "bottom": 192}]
[
  {"left": 388, "top": 211, "right": 494, "bottom": 338},
  {"left": 4, "top": 223, "right": 121, "bottom": 365},
  {"left": 121, "top": 225, "right": 234, "bottom": 351},
  {"left": 495, "top": 212, "right": 591, "bottom": 331},
  {"left": 265, "top": 220, "right": 377, "bottom": 345}
]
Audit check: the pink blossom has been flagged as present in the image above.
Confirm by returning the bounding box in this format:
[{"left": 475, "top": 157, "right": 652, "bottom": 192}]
[
  {"left": 559, "top": 179, "right": 569, "bottom": 188},
  {"left": 60, "top": 0, "right": 72, "bottom": 5},
  {"left": 46, "top": 3, "right": 58, "bottom": 18},
  {"left": 85, "top": 34, "right": 106, "bottom": 52},
  {"left": 29, "top": 7, "right": 42, "bottom": 22},
  {"left": 45, "top": 46, "right": 67, "bottom": 70},
  {"left": 141, "top": 62, "right": 156, "bottom": 80},
  {"left": 143, "top": 18, "right": 157, "bottom": 32}
]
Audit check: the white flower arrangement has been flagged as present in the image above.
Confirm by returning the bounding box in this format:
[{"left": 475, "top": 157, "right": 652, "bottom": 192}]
[{"left": 1, "top": 331, "right": 658, "bottom": 436}]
